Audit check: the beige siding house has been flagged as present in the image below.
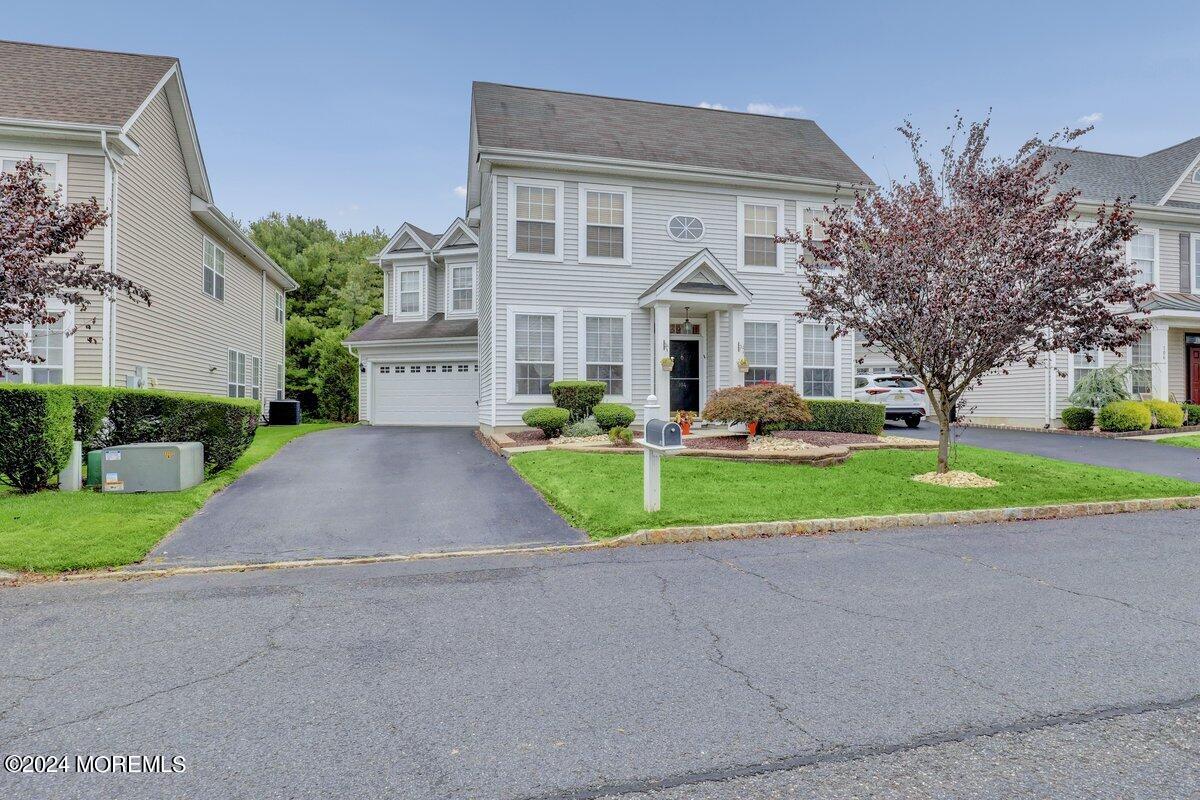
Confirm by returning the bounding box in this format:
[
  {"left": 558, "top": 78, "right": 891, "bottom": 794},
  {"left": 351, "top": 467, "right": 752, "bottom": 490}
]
[
  {"left": 0, "top": 41, "right": 296, "bottom": 411},
  {"left": 347, "top": 83, "right": 872, "bottom": 429}
]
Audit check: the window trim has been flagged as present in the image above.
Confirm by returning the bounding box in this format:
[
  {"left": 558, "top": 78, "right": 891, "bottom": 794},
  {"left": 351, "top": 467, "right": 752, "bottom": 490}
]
[
  {"left": 576, "top": 308, "right": 632, "bottom": 402},
  {"left": 226, "top": 349, "right": 260, "bottom": 400},
  {"left": 742, "top": 315, "right": 785, "bottom": 386},
  {"left": 507, "top": 177, "right": 564, "bottom": 262},
  {"left": 273, "top": 290, "right": 285, "bottom": 324},
  {"left": 797, "top": 319, "right": 841, "bottom": 399},
  {"left": 1127, "top": 228, "right": 1158, "bottom": 287},
  {"left": 506, "top": 306, "right": 563, "bottom": 402},
  {"left": 392, "top": 264, "right": 425, "bottom": 319},
  {"left": 736, "top": 196, "right": 786, "bottom": 273},
  {"left": 665, "top": 214, "right": 706, "bottom": 243},
  {"left": 1067, "top": 348, "right": 1104, "bottom": 393},
  {"left": 275, "top": 362, "right": 285, "bottom": 401},
  {"left": 1193, "top": 168, "right": 1200, "bottom": 184},
  {"left": 797, "top": 203, "right": 834, "bottom": 272},
  {"left": 2, "top": 304, "right": 74, "bottom": 385},
  {"left": 202, "top": 236, "right": 227, "bottom": 301},
  {"left": 577, "top": 183, "right": 633, "bottom": 266},
  {"left": 444, "top": 260, "right": 477, "bottom": 316},
  {"left": 1192, "top": 234, "right": 1200, "bottom": 296},
  {"left": 0, "top": 149, "right": 67, "bottom": 196},
  {"left": 1126, "top": 337, "right": 1152, "bottom": 397}
]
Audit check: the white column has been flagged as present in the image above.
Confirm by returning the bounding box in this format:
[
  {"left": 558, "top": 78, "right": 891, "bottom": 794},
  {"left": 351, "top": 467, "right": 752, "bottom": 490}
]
[
  {"left": 728, "top": 306, "right": 745, "bottom": 388},
  {"left": 653, "top": 302, "right": 671, "bottom": 419},
  {"left": 643, "top": 394, "right": 662, "bottom": 512},
  {"left": 1150, "top": 322, "right": 1170, "bottom": 400}
]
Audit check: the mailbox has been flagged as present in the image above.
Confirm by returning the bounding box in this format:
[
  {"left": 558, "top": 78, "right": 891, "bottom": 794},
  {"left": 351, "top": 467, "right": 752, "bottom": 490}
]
[{"left": 645, "top": 419, "right": 683, "bottom": 449}]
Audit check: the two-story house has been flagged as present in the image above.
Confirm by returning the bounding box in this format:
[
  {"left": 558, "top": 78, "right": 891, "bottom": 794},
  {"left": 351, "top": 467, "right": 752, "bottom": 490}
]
[
  {"left": 0, "top": 41, "right": 296, "bottom": 410},
  {"left": 957, "top": 137, "right": 1200, "bottom": 426},
  {"left": 346, "top": 82, "right": 873, "bottom": 430}
]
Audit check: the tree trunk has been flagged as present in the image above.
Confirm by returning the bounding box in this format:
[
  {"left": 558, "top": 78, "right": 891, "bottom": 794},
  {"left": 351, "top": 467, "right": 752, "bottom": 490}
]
[{"left": 930, "top": 390, "right": 953, "bottom": 474}]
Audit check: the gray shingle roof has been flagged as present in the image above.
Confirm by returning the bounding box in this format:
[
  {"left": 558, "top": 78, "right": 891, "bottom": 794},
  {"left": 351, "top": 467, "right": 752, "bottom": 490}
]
[
  {"left": 472, "top": 82, "right": 871, "bottom": 185},
  {"left": 1051, "top": 137, "right": 1200, "bottom": 205},
  {"left": 0, "top": 40, "right": 176, "bottom": 127},
  {"left": 1143, "top": 291, "right": 1200, "bottom": 314},
  {"left": 345, "top": 313, "right": 477, "bottom": 344}
]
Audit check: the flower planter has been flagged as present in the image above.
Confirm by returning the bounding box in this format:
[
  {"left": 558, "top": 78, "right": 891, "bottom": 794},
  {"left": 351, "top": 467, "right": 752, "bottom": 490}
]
[
  {"left": 680, "top": 421, "right": 692, "bottom": 435},
  {"left": 746, "top": 421, "right": 759, "bottom": 436}
]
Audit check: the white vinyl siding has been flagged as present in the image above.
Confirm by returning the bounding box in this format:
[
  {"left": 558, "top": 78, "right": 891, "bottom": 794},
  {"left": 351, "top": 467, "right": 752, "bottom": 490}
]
[
  {"left": 737, "top": 197, "right": 784, "bottom": 272},
  {"left": 800, "top": 322, "right": 836, "bottom": 398},
  {"left": 578, "top": 184, "right": 632, "bottom": 265},
  {"left": 227, "top": 349, "right": 260, "bottom": 400},
  {"left": 509, "top": 178, "right": 563, "bottom": 261},
  {"left": 579, "top": 309, "right": 631, "bottom": 400},
  {"left": 743, "top": 319, "right": 780, "bottom": 384},
  {"left": 203, "top": 238, "right": 226, "bottom": 300}
]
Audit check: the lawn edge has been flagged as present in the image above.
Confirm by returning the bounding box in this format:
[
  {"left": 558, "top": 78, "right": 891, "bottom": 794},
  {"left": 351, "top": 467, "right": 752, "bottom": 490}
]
[{"left": 614, "top": 494, "right": 1200, "bottom": 545}]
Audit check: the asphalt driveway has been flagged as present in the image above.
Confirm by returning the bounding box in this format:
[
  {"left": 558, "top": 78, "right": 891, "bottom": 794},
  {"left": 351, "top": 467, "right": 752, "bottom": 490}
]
[
  {"left": 146, "top": 426, "right": 584, "bottom": 567},
  {"left": 897, "top": 421, "right": 1200, "bottom": 482}
]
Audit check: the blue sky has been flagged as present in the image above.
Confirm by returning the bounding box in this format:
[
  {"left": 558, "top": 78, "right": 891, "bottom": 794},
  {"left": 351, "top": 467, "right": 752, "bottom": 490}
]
[{"left": 6, "top": 0, "right": 1198, "bottom": 235}]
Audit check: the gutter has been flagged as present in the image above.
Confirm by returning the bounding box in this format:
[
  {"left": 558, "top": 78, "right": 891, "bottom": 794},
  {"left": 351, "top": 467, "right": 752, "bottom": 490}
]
[{"left": 341, "top": 336, "right": 479, "bottom": 348}]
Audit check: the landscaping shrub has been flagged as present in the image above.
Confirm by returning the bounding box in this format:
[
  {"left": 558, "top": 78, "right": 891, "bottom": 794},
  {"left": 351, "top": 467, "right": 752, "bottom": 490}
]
[
  {"left": 522, "top": 407, "right": 570, "bottom": 437},
  {"left": 767, "top": 399, "right": 885, "bottom": 435},
  {"left": 593, "top": 403, "right": 635, "bottom": 431},
  {"left": 702, "top": 384, "right": 812, "bottom": 428},
  {"left": 1097, "top": 400, "right": 1151, "bottom": 432},
  {"left": 314, "top": 328, "right": 358, "bottom": 423},
  {"left": 1185, "top": 404, "right": 1200, "bottom": 427},
  {"left": 1060, "top": 406, "right": 1095, "bottom": 431},
  {"left": 1144, "top": 399, "right": 1184, "bottom": 429},
  {"left": 549, "top": 380, "right": 606, "bottom": 421},
  {"left": 1067, "top": 365, "right": 1130, "bottom": 409},
  {"left": 105, "top": 389, "right": 260, "bottom": 474},
  {"left": 67, "top": 386, "right": 117, "bottom": 451},
  {"left": 608, "top": 426, "right": 633, "bottom": 446},
  {"left": 563, "top": 416, "right": 602, "bottom": 437},
  {"left": 0, "top": 385, "right": 75, "bottom": 493}
]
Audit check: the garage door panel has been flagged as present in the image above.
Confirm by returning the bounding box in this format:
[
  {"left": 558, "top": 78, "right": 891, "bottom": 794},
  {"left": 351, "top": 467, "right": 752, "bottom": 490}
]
[{"left": 373, "top": 362, "right": 478, "bottom": 426}]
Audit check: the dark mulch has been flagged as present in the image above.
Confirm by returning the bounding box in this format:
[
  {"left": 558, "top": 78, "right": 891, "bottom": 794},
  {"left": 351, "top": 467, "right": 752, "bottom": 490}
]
[
  {"left": 772, "top": 430, "right": 881, "bottom": 446},
  {"left": 684, "top": 435, "right": 748, "bottom": 451},
  {"left": 507, "top": 429, "right": 548, "bottom": 444}
]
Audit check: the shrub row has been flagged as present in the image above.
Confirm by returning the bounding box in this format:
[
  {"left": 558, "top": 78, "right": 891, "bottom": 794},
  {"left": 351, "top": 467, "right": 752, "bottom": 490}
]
[
  {"left": 1068, "top": 399, "right": 1198, "bottom": 433},
  {"left": 767, "top": 398, "right": 885, "bottom": 435},
  {"left": 0, "top": 385, "right": 260, "bottom": 493}
]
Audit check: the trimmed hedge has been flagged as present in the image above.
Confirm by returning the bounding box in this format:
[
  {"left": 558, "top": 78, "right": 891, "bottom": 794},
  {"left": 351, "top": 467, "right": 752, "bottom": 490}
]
[
  {"left": 522, "top": 407, "right": 570, "bottom": 437},
  {"left": 1060, "top": 406, "right": 1095, "bottom": 431},
  {"left": 69, "top": 386, "right": 118, "bottom": 451},
  {"left": 1097, "top": 400, "right": 1151, "bottom": 432},
  {"left": 593, "top": 403, "right": 635, "bottom": 431},
  {"left": 1144, "top": 399, "right": 1185, "bottom": 429},
  {"left": 104, "top": 389, "right": 260, "bottom": 473},
  {"left": 767, "top": 399, "right": 885, "bottom": 435},
  {"left": 1186, "top": 404, "right": 1200, "bottom": 427},
  {"left": 549, "top": 381, "right": 606, "bottom": 421},
  {"left": 0, "top": 385, "right": 75, "bottom": 493}
]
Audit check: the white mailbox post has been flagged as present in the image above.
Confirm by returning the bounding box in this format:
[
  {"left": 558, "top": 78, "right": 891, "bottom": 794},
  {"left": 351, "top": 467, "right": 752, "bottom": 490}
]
[{"left": 635, "top": 394, "right": 686, "bottom": 512}]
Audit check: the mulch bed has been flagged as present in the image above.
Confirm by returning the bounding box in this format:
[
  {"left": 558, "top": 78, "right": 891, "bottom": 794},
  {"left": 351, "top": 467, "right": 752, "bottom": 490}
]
[
  {"left": 507, "top": 429, "right": 548, "bottom": 444},
  {"left": 772, "top": 430, "right": 880, "bottom": 446},
  {"left": 684, "top": 436, "right": 748, "bottom": 451}
]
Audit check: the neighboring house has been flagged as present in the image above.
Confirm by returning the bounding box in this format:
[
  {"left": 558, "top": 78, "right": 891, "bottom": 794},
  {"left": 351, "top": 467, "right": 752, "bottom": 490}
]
[
  {"left": 960, "top": 137, "right": 1200, "bottom": 426},
  {"left": 0, "top": 41, "right": 296, "bottom": 411},
  {"left": 346, "top": 82, "right": 872, "bottom": 429}
]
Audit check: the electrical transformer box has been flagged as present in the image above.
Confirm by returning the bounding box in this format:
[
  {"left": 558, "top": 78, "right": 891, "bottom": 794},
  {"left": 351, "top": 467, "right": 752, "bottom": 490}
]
[{"left": 96, "top": 442, "right": 205, "bottom": 493}]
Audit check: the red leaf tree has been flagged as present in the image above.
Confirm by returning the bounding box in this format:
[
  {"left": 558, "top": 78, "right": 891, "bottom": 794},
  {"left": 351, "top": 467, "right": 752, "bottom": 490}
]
[
  {"left": 783, "top": 118, "right": 1147, "bottom": 472},
  {"left": 1, "top": 158, "right": 150, "bottom": 373}
]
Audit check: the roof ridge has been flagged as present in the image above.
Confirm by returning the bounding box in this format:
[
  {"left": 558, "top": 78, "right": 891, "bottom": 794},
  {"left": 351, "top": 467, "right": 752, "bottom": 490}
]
[
  {"left": 1052, "top": 145, "right": 1139, "bottom": 159},
  {"left": 1136, "top": 134, "right": 1200, "bottom": 159},
  {"left": 0, "top": 38, "right": 176, "bottom": 63},
  {"left": 472, "top": 80, "right": 816, "bottom": 124}
]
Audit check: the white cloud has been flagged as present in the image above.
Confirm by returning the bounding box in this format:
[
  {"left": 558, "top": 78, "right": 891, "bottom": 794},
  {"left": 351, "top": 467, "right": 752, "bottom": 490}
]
[
  {"left": 746, "top": 102, "right": 805, "bottom": 117},
  {"left": 1077, "top": 112, "right": 1103, "bottom": 125},
  {"left": 453, "top": 185, "right": 467, "bottom": 197},
  {"left": 335, "top": 203, "right": 360, "bottom": 217},
  {"left": 697, "top": 101, "right": 728, "bottom": 110}
]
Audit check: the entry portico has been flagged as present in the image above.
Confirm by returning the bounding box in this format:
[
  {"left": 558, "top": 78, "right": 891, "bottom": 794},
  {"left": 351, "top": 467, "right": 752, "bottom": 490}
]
[{"left": 638, "top": 249, "right": 752, "bottom": 420}]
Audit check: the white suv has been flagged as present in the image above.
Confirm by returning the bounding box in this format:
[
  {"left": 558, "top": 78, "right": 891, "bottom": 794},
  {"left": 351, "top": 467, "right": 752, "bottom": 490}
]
[{"left": 854, "top": 374, "right": 927, "bottom": 428}]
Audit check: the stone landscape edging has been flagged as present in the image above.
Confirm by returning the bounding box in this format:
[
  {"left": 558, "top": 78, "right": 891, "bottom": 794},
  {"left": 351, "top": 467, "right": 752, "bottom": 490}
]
[{"left": 612, "top": 495, "right": 1200, "bottom": 545}]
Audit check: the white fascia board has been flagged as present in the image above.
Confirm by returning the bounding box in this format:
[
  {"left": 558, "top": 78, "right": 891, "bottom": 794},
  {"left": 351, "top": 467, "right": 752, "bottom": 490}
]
[
  {"left": 152, "top": 66, "right": 212, "bottom": 203},
  {"left": 1157, "top": 150, "right": 1200, "bottom": 206},
  {"left": 1075, "top": 199, "right": 1200, "bottom": 225},
  {"left": 190, "top": 196, "right": 298, "bottom": 291}
]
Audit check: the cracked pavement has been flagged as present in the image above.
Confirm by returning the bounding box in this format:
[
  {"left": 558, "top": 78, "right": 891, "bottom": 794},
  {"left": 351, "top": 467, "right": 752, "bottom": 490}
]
[{"left": 3, "top": 508, "right": 1200, "bottom": 799}]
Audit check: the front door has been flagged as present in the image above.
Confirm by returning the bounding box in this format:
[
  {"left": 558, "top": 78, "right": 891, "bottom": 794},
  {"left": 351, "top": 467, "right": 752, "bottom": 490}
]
[
  {"left": 1190, "top": 345, "right": 1200, "bottom": 404},
  {"left": 670, "top": 339, "right": 701, "bottom": 413}
]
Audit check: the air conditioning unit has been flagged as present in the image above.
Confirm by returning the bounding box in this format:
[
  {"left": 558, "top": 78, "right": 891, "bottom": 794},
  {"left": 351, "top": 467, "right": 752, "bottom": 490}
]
[
  {"left": 124, "top": 365, "right": 150, "bottom": 389},
  {"left": 95, "top": 442, "right": 204, "bottom": 493}
]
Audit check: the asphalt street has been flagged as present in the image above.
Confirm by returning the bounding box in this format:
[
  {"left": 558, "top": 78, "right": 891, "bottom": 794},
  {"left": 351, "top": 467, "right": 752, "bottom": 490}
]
[{"left": 3, "top": 509, "right": 1199, "bottom": 799}]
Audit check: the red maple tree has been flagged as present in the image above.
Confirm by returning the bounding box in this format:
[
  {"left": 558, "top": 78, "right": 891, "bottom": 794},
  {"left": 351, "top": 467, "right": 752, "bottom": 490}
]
[{"left": 783, "top": 118, "right": 1147, "bottom": 472}]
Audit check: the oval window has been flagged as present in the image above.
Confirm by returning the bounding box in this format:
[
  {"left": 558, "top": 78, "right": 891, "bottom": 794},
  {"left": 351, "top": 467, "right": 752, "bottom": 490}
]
[{"left": 667, "top": 215, "right": 705, "bottom": 242}]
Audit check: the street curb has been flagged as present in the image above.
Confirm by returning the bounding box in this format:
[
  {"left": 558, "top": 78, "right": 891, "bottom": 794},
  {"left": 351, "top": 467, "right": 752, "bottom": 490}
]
[{"left": 615, "top": 495, "right": 1200, "bottom": 545}]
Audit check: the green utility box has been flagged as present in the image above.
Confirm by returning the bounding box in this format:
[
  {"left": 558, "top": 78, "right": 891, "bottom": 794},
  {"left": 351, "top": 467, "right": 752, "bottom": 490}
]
[{"left": 95, "top": 442, "right": 205, "bottom": 493}]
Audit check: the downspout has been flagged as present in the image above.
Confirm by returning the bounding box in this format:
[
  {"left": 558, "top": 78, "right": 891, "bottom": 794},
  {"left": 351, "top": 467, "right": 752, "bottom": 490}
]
[
  {"left": 260, "top": 271, "right": 267, "bottom": 416},
  {"left": 100, "top": 132, "right": 120, "bottom": 386}
]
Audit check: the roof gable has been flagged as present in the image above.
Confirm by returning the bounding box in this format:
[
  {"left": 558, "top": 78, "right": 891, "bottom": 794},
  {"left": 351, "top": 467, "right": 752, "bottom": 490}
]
[
  {"left": 433, "top": 217, "right": 478, "bottom": 251},
  {"left": 638, "top": 249, "right": 751, "bottom": 307},
  {"left": 381, "top": 222, "right": 439, "bottom": 255}
]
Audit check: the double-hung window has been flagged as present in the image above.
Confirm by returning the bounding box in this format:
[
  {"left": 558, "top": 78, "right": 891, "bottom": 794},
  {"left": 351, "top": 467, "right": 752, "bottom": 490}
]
[
  {"left": 513, "top": 312, "right": 558, "bottom": 397},
  {"left": 801, "top": 206, "right": 835, "bottom": 273},
  {"left": 738, "top": 197, "right": 783, "bottom": 271},
  {"left": 1128, "top": 337, "right": 1151, "bottom": 397},
  {"left": 276, "top": 363, "right": 285, "bottom": 401},
  {"left": 274, "top": 290, "right": 285, "bottom": 324},
  {"left": 1071, "top": 349, "right": 1100, "bottom": 392},
  {"left": 800, "top": 322, "right": 837, "bottom": 398},
  {"left": 510, "top": 179, "right": 562, "bottom": 259},
  {"left": 449, "top": 264, "right": 475, "bottom": 312},
  {"left": 581, "top": 313, "right": 628, "bottom": 398},
  {"left": 1128, "top": 232, "right": 1156, "bottom": 285},
  {"left": 227, "top": 350, "right": 260, "bottom": 399},
  {"left": 579, "top": 185, "right": 631, "bottom": 264},
  {"left": 3, "top": 310, "right": 70, "bottom": 384},
  {"left": 203, "top": 238, "right": 226, "bottom": 300},
  {"left": 395, "top": 268, "right": 422, "bottom": 315},
  {"left": 744, "top": 321, "right": 779, "bottom": 384},
  {"left": 1, "top": 153, "right": 64, "bottom": 194}
]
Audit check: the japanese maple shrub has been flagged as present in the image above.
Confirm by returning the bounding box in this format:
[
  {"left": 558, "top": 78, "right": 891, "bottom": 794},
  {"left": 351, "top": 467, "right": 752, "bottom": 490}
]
[
  {"left": 702, "top": 384, "right": 812, "bottom": 429},
  {"left": 783, "top": 118, "right": 1146, "bottom": 472}
]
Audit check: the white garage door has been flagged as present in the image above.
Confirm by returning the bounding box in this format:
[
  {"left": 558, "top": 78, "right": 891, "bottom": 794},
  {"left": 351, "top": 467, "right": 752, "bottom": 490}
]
[{"left": 372, "top": 361, "right": 478, "bottom": 426}]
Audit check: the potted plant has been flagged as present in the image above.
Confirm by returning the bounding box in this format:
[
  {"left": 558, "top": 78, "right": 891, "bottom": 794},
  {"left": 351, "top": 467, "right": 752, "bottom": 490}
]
[
  {"left": 737, "top": 356, "right": 750, "bottom": 373},
  {"left": 660, "top": 356, "right": 675, "bottom": 371},
  {"left": 673, "top": 410, "right": 696, "bottom": 435}
]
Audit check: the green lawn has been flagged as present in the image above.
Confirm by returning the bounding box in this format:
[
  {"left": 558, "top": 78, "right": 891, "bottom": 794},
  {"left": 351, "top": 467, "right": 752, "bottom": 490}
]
[
  {"left": 510, "top": 446, "right": 1200, "bottom": 539},
  {"left": 0, "top": 423, "right": 347, "bottom": 573},
  {"left": 1159, "top": 435, "right": 1200, "bottom": 449}
]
